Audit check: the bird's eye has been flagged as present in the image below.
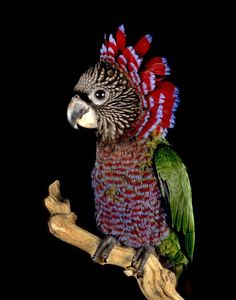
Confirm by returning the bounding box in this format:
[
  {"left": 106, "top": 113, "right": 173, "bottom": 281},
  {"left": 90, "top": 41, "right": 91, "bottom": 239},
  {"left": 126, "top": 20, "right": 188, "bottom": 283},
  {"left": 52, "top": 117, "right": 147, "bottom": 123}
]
[
  {"left": 90, "top": 88, "right": 109, "bottom": 105},
  {"left": 95, "top": 90, "right": 106, "bottom": 100}
]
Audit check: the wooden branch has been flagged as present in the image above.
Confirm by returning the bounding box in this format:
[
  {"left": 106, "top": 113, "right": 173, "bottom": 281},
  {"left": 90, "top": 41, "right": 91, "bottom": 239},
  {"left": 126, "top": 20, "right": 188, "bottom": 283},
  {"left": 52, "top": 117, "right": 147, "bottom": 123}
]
[{"left": 44, "top": 180, "right": 184, "bottom": 300}]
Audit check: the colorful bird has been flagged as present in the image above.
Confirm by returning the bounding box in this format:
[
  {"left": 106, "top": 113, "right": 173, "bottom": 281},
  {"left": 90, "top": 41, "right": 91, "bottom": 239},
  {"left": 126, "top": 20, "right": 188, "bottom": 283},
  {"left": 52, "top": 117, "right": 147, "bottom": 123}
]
[{"left": 67, "top": 25, "right": 195, "bottom": 279}]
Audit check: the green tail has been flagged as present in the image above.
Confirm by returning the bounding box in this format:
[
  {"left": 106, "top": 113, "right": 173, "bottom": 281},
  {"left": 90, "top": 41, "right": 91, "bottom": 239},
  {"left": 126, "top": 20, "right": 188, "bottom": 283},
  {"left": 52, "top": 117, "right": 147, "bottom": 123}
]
[{"left": 156, "top": 231, "right": 188, "bottom": 280}]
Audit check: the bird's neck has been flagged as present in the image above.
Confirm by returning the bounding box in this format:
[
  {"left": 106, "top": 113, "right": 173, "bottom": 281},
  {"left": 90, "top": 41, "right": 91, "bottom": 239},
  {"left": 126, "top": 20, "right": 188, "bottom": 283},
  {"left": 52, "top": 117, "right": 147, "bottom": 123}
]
[
  {"left": 96, "top": 134, "right": 162, "bottom": 158},
  {"left": 94, "top": 137, "right": 160, "bottom": 184},
  {"left": 96, "top": 138, "right": 151, "bottom": 162}
]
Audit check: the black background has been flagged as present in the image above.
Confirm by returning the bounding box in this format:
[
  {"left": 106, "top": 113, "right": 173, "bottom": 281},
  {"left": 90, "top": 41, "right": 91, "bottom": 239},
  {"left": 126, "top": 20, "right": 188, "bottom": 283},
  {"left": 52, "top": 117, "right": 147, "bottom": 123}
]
[{"left": 5, "top": 2, "right": 224, "bottom": 299}]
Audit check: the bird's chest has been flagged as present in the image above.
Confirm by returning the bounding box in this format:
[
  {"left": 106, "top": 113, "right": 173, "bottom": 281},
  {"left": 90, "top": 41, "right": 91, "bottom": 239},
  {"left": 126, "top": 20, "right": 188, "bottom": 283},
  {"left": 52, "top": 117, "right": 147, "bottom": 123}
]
[{"left": 92, "top": 141, "right": 157, "bottom": 205}]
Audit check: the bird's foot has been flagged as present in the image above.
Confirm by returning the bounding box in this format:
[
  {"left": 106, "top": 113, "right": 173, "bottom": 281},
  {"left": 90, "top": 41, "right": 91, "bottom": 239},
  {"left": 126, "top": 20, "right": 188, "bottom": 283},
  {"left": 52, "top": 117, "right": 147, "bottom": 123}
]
[
  {"left": 92, "top": 236, "right": 118, "bottom": 263},
  {"left": 132, "top": 246, "right": 156, "bottom": 277}
]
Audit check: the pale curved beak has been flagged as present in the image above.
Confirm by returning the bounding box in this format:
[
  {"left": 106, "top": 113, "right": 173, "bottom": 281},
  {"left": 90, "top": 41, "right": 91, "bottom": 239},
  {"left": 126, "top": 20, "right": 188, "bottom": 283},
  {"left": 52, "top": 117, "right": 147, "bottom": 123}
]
[{"left": 67, "top": 96, "right": 98, "bottom": 129}]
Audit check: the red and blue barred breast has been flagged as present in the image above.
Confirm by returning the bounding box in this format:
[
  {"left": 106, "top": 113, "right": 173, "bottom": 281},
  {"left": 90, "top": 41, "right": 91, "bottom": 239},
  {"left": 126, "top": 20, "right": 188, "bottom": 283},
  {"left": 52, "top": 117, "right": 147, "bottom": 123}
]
[{"left": 92, "top": 140, "right": 169, "bottom": 248}]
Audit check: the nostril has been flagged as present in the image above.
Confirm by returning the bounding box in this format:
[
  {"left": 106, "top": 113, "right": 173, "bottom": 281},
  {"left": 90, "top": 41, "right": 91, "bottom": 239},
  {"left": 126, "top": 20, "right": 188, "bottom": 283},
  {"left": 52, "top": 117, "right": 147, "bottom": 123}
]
[{"left": 73, "top": 94, "right": 81, "bottom": 102}]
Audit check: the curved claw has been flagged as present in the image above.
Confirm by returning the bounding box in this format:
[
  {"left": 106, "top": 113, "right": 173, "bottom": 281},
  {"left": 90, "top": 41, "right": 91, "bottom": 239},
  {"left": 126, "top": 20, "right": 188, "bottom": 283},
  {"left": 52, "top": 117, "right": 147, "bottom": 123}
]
[
  {"left": 132, "top": 246, "right": 156, "bottom": 277},
  {"left": 92, "top": 236, "right": 118, "bottom": 263}
]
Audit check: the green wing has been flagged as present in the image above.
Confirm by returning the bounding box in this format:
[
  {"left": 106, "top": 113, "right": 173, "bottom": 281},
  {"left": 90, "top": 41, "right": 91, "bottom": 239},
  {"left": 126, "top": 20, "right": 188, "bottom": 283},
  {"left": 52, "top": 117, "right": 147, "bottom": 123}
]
[{"left": 154, "top": 142, "right": 195, "bottom": 260}]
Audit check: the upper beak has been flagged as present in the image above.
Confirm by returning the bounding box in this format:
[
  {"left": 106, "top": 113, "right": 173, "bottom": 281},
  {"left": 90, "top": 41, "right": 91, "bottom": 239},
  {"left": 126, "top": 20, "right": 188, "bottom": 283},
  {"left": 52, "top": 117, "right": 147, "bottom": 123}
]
[{"left": 67, "top": 95, "right": 98, "bottom": 129}]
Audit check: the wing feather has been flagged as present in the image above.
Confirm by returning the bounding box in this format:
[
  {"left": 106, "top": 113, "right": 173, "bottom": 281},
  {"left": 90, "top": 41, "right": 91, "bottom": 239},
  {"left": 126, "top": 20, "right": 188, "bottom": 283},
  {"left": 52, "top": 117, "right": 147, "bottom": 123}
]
[{"left": 154, "top": 143, "right": 195, "bottom": 260}]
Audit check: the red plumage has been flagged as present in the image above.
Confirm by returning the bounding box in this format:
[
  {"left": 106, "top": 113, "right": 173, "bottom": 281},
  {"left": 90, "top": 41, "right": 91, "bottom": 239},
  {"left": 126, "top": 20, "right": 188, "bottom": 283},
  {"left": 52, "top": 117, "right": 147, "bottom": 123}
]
[
  {"left": 116, "top": 25, "right": 126, "bottom": 51},
  {"left": 156, "top": 81, "right": 177, "bottom": 128},
  {"left": 132, "top": 81, "right": 178, "bottom": 139},
  {"left": 107, "top": 34, "right": 118, "bottom": 56},
  {"left": 145, "top": 57, "right": 170, "bottom": 76},
  {"left": 140, "top": 71, "right": 156, "bottom": 93},
  {"left": 134, "top": 34, "right": 152, "bottom": 57},
  {"left": 122, "top": 47, "right": 139, "bottom": 70}
]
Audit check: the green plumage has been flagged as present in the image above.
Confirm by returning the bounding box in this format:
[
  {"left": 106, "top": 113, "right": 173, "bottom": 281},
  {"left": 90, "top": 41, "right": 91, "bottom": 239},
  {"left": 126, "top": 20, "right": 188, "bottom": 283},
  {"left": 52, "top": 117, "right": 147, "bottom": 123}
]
[{"left": 154, "top": 140, "right": 195, "bottom": 261}]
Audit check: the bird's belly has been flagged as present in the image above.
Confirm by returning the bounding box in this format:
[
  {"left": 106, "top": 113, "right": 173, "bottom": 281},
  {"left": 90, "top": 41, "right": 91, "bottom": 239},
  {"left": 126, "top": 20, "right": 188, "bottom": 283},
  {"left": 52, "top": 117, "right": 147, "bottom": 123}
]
[{"left": 92, "top": 158, "right": 169, "bottom": 248}]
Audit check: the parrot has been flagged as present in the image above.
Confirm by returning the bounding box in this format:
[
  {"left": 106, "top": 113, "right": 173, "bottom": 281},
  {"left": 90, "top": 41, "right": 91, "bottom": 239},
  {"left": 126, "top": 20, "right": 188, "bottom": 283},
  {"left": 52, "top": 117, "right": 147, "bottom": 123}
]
[{"left": 67, "top": 25, "right": 195, "bottom": 279}]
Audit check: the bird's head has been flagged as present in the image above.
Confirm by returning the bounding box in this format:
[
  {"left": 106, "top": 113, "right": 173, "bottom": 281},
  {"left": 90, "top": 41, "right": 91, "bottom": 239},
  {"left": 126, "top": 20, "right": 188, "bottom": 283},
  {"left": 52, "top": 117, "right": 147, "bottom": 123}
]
[
  {"left": 67, "top": 25, "right": 179, "bottom": 144},
  {"left": 67, "top": 61, "right": 141, "bottom": 143}
]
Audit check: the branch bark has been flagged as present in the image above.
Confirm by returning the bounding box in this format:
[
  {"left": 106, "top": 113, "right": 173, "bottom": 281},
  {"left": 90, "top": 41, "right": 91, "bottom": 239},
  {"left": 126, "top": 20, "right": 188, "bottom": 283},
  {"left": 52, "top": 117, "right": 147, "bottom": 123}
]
[{"left": 44, "top": 180, "right": 184, "bottom": 300}]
